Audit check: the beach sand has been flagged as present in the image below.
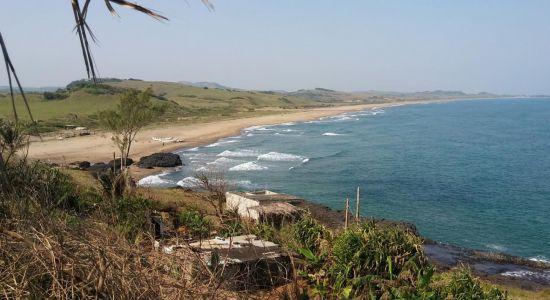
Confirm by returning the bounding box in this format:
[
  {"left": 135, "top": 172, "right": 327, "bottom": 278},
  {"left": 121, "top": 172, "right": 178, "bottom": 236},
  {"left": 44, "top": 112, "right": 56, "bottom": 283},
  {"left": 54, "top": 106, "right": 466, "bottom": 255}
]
[{"left": 27, "top": 99, "right": 452, "bottom": 167}]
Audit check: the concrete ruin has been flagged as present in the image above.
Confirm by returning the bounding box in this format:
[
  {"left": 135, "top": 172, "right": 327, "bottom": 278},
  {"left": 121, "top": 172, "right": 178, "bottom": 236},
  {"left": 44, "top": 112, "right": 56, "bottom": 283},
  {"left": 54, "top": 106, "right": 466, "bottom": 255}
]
[
  {"left": 225, "top": 190, "right": 304, "bottom": 226},
  {"left": 188, "top": 235, "right": 291, "bottom": 290}
]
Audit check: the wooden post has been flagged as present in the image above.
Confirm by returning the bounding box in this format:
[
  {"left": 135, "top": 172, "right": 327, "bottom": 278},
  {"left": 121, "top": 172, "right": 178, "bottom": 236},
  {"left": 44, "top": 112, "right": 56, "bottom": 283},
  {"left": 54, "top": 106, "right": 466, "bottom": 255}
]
[
  {"left": 355, "top": 186, "right": 360, "bottom": 222},
  {"left": 345, "top": 198, "right": 349, "bottom": 230}
]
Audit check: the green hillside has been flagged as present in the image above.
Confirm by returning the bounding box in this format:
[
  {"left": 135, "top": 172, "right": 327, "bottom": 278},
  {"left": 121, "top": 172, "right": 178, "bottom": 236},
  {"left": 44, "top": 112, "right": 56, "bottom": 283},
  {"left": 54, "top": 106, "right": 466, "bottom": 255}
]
[
  {"left": 0, "top": 79, "right": 505, "bottom": 133},
  {"left": 0, "top": 79, "right": 338, "bottom": 133}
]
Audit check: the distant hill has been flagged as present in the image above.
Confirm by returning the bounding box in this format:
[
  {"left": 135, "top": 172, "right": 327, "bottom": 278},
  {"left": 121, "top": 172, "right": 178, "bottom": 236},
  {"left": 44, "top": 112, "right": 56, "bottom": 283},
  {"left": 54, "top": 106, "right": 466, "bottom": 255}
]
[
  {"left": 0, "top": 78, "right": 515, "bottom": 133},
  {"left": 0, "top": 86, "right": 61, "bottom": 93},
  {"left": 178, "top": 81, "right": 236, "bottom": 90}
]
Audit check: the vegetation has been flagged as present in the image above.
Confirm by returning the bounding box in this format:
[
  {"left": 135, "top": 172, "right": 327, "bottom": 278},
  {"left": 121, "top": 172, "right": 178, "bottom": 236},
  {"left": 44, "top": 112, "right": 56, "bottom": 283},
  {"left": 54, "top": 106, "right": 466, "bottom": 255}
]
[
  {"left": 99, "top": 88, "right": 159, "bottom": 168},
  {"left": 177, "top": 209, "right": 212, "bottom": 240},
  {"left": 0, "top": 121, "right": 526, "bottom": 299}
]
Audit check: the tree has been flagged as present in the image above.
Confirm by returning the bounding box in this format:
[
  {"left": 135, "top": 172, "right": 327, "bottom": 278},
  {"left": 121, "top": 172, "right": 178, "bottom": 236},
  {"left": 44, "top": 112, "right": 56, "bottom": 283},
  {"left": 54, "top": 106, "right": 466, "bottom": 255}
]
[{"left": 99, "top": 88, "right": 157, "bottom": 169}]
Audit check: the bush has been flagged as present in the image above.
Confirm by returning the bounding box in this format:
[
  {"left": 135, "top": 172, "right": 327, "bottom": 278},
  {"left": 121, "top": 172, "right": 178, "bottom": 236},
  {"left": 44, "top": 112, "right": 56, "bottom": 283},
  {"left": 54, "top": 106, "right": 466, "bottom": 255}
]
[
  {"left": 1, "top": 160, "right": 82, "bottom": 216},
  {"left": 282, "top": 214, "right": 328, "bottom": 253},
  {"left": 437, "top": 265, "right": 506, "bottom": 300},
  {"left": 113, "top": 195, "right": 152, "bottom": 241},
  {"left": 43, "top": 91, "right": 68, "bottom": 100},
  {"left": 177, "top": 210, "right": 212, "bottom": 239},
  {"left": 295, "top": 221, "right": 432, "bottom": 299}
]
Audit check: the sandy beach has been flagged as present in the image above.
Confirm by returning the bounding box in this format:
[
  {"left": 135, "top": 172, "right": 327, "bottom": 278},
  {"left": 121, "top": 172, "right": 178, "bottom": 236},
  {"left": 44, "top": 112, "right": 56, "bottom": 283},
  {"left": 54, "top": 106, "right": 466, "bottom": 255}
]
[{"left": 27, "top": 99, "right": 459, "bottom": 168}]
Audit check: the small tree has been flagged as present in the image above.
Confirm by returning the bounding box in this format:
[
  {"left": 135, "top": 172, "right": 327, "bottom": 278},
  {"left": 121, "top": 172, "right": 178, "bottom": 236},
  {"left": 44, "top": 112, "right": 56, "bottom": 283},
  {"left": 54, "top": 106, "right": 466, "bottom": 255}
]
[{"left": 99, "top": 88, "right": 157, "bottom": 169}]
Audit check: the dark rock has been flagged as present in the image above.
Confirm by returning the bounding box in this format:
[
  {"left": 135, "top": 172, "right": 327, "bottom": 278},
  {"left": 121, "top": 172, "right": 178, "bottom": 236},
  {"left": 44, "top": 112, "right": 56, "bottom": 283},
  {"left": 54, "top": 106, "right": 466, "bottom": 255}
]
[
  {"left": 138, "top": 153, "right": 183, "bottom": 168},
  {"left": 108, "top": 158, "right": 134, "bottom": 169},
  {"left": 88, "top": 162, "right": 109, "bottom": 171},
  {"left": 78, "top": 161, "right": 91, "bottom": 170}
]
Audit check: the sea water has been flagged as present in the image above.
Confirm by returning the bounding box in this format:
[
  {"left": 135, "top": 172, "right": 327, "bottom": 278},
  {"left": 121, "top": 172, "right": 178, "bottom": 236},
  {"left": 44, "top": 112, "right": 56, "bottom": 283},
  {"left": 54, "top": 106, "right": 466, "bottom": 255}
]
[{"left": 140, "top": 98, "right": 550, "bottom": 261}]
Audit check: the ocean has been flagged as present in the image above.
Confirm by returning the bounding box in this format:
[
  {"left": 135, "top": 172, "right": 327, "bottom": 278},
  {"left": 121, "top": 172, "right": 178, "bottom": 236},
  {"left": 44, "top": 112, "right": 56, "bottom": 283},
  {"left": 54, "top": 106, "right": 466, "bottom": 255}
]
[{"left": 140, "top": 98, "right": 550, "bottom": 262}]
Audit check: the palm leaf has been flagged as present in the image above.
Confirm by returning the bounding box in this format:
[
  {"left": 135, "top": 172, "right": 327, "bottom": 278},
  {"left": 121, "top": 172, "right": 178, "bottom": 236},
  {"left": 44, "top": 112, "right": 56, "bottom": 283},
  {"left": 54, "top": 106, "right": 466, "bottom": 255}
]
[{"left": 0, "top": 32, "right": 35, "bottom": 124}]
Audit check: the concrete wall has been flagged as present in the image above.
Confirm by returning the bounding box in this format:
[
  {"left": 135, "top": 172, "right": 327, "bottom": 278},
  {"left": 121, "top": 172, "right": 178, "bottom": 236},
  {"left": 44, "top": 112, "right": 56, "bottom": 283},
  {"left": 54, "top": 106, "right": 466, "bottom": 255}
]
[{"left": 225, "top": 192, "right": 260, "bottom": 220}]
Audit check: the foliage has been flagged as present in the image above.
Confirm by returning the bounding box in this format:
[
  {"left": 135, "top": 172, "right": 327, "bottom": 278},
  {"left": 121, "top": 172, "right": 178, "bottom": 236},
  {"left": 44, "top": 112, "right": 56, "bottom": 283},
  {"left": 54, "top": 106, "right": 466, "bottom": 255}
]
[
  {"left": 177, "top": 209, "right": 212, "bottom": 239},
  {"left": 98, "top": 169, "right": 129, "bottom": 200},
  {"left": 113, "top": 195, "right": 153, "bottom": 242},
  {"left": 99, "top": 88, "right": 159, "bottom": 167},
  {"left": 43, "top": 90, "right": 69, "bottom": 100},
  {"left": 0, "top": 118, "right": 28, "bottom": 164},
  {"left": 282, "top": 213, "right": 328, "bottom": 253},
  {"left": 436, "top": 265, "right": 507, "bottom": 300},
  {"left": 195, "top": 171, "right": 228, "bottom": 220},
  {"left": 292, "top": 221, "right": 507, "bottom": 299},
  {"left": 252, "top": 222, "right": 279, "bottom": 243},
  {"left": 66, "top": 79, "right": 123, "bottom": 94},
  {"left": 1, "top": 160, "right": 83, "bottom": 217},
  {"left": 218, "top": 210, "right": 245, "bottom": 238}
]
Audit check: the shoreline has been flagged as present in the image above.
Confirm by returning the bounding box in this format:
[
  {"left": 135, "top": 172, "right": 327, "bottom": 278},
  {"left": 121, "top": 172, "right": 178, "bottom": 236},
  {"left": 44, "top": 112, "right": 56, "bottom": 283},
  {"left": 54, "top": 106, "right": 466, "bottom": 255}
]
[{"left": 28, "top": 97, "right": 495, "bottom": 172}]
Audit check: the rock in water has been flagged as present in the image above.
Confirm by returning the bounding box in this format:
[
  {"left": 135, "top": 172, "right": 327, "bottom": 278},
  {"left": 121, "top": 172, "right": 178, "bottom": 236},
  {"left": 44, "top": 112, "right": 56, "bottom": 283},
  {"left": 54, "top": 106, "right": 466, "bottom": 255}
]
[{"left": 138, "top": 153, "right": 183, "bottom": 168}]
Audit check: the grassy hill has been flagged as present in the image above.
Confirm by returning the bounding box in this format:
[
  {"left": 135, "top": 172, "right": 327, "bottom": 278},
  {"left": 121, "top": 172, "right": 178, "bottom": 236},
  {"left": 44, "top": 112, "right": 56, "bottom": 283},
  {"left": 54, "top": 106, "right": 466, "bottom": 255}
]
[
  {"left": 0, "top": 80, "right": 339, "bottom": 133},
  {"left": 0, "top": 79, "right": 508, "bottom": 133}
]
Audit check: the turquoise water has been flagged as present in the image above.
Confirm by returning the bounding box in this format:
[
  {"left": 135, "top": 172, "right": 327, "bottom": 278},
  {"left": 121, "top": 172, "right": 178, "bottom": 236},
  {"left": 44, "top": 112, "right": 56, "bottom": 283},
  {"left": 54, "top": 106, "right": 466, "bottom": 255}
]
[{"left": 141, "top": 98, "right": 550, "bottom": 261}]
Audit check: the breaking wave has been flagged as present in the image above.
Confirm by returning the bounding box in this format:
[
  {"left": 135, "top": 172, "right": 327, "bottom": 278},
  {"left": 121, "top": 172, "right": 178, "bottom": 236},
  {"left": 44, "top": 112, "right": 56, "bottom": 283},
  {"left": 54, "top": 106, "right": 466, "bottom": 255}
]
[
  {"left": 229, "top": 161, "right": 268, "bottom": 171},
  {"left": 176, "top": 177, "right": 202, "bottom": 188},
  {"left": 217, "top": 149, "right": 259, "bottom": 157},
  {"left": 205, "top": 139, "right": 238, "bottom": 148},
  {"left": 137, "top": 174, "right": 171, "bottom": 186},
  {"left": 322, "top": 132, "right": 344, "bottom": 136},
  {"left": 207, "top": 157, "right": 241, "bottom": 166},
  {"left": 257, "top": 152, "right": 305, "bottom": 162},
  {"left": 530, "top": 256, "right": 550, "bottom": 263}
]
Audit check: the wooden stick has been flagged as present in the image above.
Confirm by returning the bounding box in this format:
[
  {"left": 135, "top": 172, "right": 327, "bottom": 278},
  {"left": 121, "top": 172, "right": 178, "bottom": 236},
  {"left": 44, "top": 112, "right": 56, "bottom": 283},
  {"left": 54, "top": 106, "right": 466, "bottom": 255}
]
[
  {"left": 345, "top": 198, "right": 349, "bottom": 230},
  {"left": 356, "top": 186, "right": 360, "bottom": 222}
]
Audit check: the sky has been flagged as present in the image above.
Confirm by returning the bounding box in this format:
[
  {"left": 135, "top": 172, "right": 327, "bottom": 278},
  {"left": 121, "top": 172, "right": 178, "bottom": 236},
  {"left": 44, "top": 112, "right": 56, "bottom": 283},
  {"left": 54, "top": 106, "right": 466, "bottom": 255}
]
[{"left": 1, "top": 1, "right": 550, "bottom": 94}]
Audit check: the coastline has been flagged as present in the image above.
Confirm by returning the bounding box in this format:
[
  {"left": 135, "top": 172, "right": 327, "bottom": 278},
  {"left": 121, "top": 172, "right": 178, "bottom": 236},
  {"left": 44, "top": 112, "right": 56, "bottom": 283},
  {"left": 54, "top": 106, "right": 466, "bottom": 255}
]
[{"left": 28, "top": 97, "right": 494, "bottom": 177}]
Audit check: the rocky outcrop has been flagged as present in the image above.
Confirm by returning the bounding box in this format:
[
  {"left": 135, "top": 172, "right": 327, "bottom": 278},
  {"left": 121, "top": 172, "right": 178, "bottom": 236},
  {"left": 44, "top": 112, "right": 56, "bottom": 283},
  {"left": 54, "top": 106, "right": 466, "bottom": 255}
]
[
  {"left": 137, "top": 153, "right": 183, "bottom": 169},
  {"left": 108, "top": 158, "right": 134, "bottom": 169}
]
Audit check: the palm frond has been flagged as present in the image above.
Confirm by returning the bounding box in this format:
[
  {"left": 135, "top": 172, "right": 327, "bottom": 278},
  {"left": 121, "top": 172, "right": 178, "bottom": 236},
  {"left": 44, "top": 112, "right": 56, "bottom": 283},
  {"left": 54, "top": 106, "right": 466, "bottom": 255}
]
[
  {"left": 107, "top": 0, "right": 169, "bottom": 21},
  {"left": 0, "top": 32, "right": 35, "bottom": 124},
  {"left": 72, "top": 0, "right": 97, "bottom": 81}
]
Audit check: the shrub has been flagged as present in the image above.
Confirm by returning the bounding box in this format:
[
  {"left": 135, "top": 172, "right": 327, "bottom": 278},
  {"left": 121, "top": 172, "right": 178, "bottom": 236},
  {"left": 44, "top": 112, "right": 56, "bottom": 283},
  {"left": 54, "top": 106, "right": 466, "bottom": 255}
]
[
  {"left": 437, "top": 265, "right": 506, "bottom": 300},
  {"left": 1, "top": 160, "right": 82, "bottom": 216},
  {"left": 43, "top": 91, "right": 68, "bottom": 100},
  {"left": 114, "top": 195, "right": 152, "bottom": 241},
  {"left": 252, "top": 222, "right": 279, "bottom": 243},
  {"left": 177, "top": 210, "right": 212, "bottom": 239},
  {"left": 282, "top": 214, "right": 328, "bottom": 253},
  {"left": 296, "top": 221, "right": 432, "bottom": 299}
]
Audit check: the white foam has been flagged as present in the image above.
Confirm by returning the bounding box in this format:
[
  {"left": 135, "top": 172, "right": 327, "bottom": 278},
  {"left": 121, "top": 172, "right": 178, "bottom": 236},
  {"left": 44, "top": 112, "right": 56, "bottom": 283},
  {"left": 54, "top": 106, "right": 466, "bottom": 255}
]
[
  {"left": 245, "top": 125, "right": 274, "bottom": 132},
  {"left": 280, "top": 122, "right": 296, "bottom": 126},
  {"left": 257, "top": 152, "right": 305, "bottom": 162},
  {"left": 138, "top": 174, "right": 169, "bottom": 186},
  {"left": 177, "top": 177, "right": 202, "bottom": 188},
  {"left": 302, "top": 158, "right": 310, "bottom": 163},
  {"left": 186, "top": 147, "right": 199, "bottom": 151},
  {"left": 530, "top": 256, "right": 550, "bottom": 263},
  {"left": 501, "top": 270, "right": 550, "bottom": 280},
  {"left": 205, "top": 139, "right": 238, "bottom": 148},
  {"left": 322, "top": 132, "right": 344, "bottom": 136},
  {"left": 229, "top": 161, "right": 268, "bottom": 171},
  {"left": 207, "top": 157, "right": 240, "bottom": 166},
  {"left": 332, "top": 116, "right": 352, "bottom": 121},
  {"left": 486, "top": 244, "right": 507, "bottom": 252},
  {"left": 217, "top": 150, "right": 259, "bottom": 157}
]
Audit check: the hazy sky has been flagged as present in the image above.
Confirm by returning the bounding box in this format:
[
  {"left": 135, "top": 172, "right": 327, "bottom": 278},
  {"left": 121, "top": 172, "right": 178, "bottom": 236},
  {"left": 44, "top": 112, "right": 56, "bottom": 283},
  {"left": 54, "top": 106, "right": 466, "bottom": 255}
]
[{"left": 1, "top": 1, "right": 550, "bottom": 94}]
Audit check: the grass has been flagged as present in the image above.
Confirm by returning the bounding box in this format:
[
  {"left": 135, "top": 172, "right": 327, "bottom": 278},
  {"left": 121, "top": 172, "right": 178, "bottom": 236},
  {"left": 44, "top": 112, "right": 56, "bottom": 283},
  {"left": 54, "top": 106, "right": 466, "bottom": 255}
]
[{"left": 0, "top": 80, "right": 344, "bottom": 133}]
